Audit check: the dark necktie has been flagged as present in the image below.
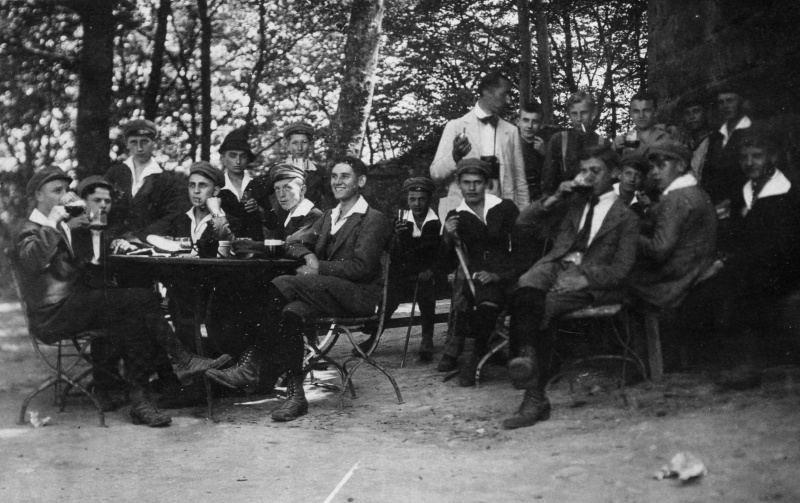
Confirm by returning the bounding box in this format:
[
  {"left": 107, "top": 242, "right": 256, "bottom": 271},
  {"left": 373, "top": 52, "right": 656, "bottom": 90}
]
[
  {"left": 572, "top": 195, "right": 599, "bottom": 252},
  {"left": 750, "top": 179, "right": 766, "bottom": 208},
  {"left": 479, "top": 115, "right": 498, "bottom": 128}
]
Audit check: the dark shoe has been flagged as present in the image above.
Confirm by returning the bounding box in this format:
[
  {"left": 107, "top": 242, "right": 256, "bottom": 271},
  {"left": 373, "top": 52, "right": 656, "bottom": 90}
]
[
  {"left": 130, "top": 387, "right": 171, "bottom": 427},
  {"left": 351, "top": 337, "right": 376, "bottom": 357},
  {"left": 155, "top": 375, "right": 206, "bottom": 409},
  {"left": 437, "top": 354, "right": 458, "bottom": 372},
  {"left": 94, "top": 389, "right": 120, "bottom": 412},
  {"left": 174, "top": 346, "right": 232, "bottom": 380},
  {"left": 205, "top": 348, "right": 260, "bottom": 390},
  {"left": 502, "top": 389, "right": 551, "bottom": 430},
  {"left": 418, "top": 333, "right": 434, "bottom": 362},
  {"left": 458, "top": 355, "right": 480, "bottom": 387},
  {"left": 508, "top": 345, "right": 537, "bottom": 389},
  {"left": 271, "top": 373, "right": 308, "bottom": 422},
  {"left": 130, "top": 401, "right": 172, "bottom": 427}
]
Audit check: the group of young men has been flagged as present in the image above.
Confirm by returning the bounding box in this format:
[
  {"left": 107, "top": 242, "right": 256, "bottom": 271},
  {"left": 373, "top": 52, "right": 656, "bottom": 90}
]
[{"left": 13, "top": 71, "right": 800, "bottom": 430}]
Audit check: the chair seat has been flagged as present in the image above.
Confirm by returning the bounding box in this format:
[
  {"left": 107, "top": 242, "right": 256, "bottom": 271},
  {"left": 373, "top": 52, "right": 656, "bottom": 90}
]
[
  {"left": 561, "top": 303, "right": 623, "bottom": 320},
  {"left": 315, "top": 315, "right": 378, "bottom": 326}
]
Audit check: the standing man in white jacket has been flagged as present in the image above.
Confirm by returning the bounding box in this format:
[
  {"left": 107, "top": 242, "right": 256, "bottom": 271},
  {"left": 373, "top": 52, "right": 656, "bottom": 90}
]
[{"left": 430, "top": 72, "right": 529, "bottom": 220}]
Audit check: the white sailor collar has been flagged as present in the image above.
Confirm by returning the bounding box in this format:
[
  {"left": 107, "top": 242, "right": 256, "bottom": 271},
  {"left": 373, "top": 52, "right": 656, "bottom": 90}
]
[
  {"left": 30, "top": 208, "right": 72, "bottom": 245},
  {"left": 743, "top": 169, "right": 792, "bottom": 209},
  {"left": 456, "top": 193, "right": 503, "bottom": 222},
  {"left": 285, "top": 198, "right": 316, "bottom": 226},
  {"left": 720, "top": 115, "right": 752, "bottom": 146},
  {"left": 662, "top": 173, "right": 698, "bottom": 195},
  {"left": 222, "top": 170, "right": 253, "bottom": 201},
  {"left": 402, "top": 207, "right": 439, "bottom": 238}
]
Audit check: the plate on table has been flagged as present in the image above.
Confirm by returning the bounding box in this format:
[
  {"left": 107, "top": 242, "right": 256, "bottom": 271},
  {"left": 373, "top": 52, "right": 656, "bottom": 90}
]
[{"left": 146, "top": 235, "right": 183, "bottom": 254}]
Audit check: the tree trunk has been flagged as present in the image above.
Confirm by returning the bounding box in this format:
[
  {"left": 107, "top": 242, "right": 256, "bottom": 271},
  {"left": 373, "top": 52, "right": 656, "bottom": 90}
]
[
  {"left": 197, "top": 0, "right": 212, "bottom": 160},
  {"left": 534, "top": 0, "right": 554, "bottom": 123},
  {"left": 144, "top": 0, "right": 171, "bottom": 121},
  {"left": 327, "top": 0, "right": 385, "bottom": 162},
  {"left": 517, "top": 0, "right": 532, "bottom": 108},
  {"left": 73, "top": 2, "right": 116, "bottom": 177}
]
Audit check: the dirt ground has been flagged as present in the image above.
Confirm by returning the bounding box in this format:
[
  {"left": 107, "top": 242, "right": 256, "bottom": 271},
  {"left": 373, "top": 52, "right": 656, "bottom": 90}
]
[{"left": 1, "top": 300, "right": 799, "bottom": 503}]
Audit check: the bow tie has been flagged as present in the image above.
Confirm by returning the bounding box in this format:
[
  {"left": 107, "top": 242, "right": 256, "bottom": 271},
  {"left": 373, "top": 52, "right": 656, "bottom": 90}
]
[{"left": 479, "top": 115, "right": 499, "bottom": 127}]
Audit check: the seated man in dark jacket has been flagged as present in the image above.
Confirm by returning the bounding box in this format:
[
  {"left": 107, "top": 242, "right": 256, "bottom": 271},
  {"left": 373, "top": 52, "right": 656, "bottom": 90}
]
[
  {"left": 354, "top": 176, "right": 443, "bottom": 361},
  {"left": 439, "top": 159, "right": 524, "bottom": 386},
  {"left": 206, "top": 156, "right": 390, "bottom": 422},
  {"left": 503, "top": 145, "right": 639, "bottom": 430},
  {"left": 14, "top": 167, "right": 226, "bottom": 427}
]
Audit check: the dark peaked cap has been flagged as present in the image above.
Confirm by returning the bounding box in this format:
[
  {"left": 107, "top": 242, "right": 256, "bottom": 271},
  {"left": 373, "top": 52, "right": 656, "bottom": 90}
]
[
  {"left": 402, "top": 177, "right": 436, "bottom": 194},
  {"left": 189, "top": 161, "right": 225, "bottom": 186},
  {"left": 122, "top": 119, "right": 158, "bottom": 140},
  {"left": 270, "top": 163, "right": 306, "bottom": 185},
  {"left": 26, "top": 165, "right": 72, "bottom": 196}
]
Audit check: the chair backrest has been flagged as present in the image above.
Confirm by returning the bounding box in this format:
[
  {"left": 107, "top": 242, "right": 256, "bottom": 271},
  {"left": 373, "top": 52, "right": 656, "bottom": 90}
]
[{"left": 4, "top": 248, "right": 34, "bottom": 329}]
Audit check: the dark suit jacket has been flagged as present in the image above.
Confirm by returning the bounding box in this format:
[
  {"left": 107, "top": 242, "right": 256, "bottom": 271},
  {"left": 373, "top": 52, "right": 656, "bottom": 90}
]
[
  {"left": 519, "top": 194, "right": 639, "bottom": 304},
  {"left": 630, "top": 184, "right": 717, "bottom": 309},
  {"left": 105, "top": 162, "right": 189, "bottom": 242},
  {"left": 286, "top": 204, "right": 390, "bottom": 289},
  {"left": 542, "top": 130, "right": 607, "bottom": 195},
  {"left": 703, "top": 128, "right": 749, "bottom": 204}
]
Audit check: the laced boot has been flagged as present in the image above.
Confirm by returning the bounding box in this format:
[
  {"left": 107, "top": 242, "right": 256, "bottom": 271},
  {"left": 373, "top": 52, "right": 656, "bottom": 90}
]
[
  {"left": 501, "top": 388, "right": 551, "bottom": 430},
  {"left": 173, "top": 345, "right": 231, "bottom": 381},
  {"left": 129, "top": 386, "right": 172, "bottom": 427},
  {"left": 205, "top": 348, "right": 260, "bottom": 389},
  {"left": 271, "top": 372, "right": 308, "bottom": 422},
  {"left": 508, "top": 345, "right": 537, "bottom": 390}
]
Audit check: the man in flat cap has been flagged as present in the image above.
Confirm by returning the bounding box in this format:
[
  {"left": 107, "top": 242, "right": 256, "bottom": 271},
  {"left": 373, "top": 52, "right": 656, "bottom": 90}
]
[
  {"left": 503, "top": 145, "right": 638, "bottom": 430},
  {"left": 13, "top": 166, "right": 226, "bottom": 426},
  {"left": 217, "top": 128, "right": 275, "bottom": 241},
  {"left": 430, "top": 72, "right": 529, "bottom": 221},
  {"left": 353, "top": 176, "right": 443, "bottom": 362},
  {"left": 270, "top": 163, "right": 323, "bottom": 239},
  {"left": 629, "top": 139, "right": 717, "bottom": 311},
  {"left": 106, "top": 118, "right": 189, "bottom": 253},
  {"left": 438, "top": 158, "right": 526, "bottom": 384},
  {"left": 281, "top": 121, "right": 331, "bottom": 210}
]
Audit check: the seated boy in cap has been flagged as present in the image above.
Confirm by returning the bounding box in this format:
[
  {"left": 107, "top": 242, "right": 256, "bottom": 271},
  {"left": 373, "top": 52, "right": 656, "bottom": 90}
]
[
  {"left": 217, "top": 128, "right": 275, "bottom": 241},
  {"left": 270, "top": 163, "right": 323, "bottom": 239},
  {"left": 614, "top": 153, "right": 652, "bottom": 218},
  {"left": 503, "top": 145, "right": 639, "bottom": 430},
  {"left": 280, "top": 121, "right": 332, "bottom": 210},
  {"left": 106, "top": 118, "right": 189, "bottom": 253},
  {"left": 629, "top": 139, "right": 717, "bottom": 311},
  {"left": 207, "top": 156, "right": 390, "bottom": 422},
  {"left": 439, "top": 158, "right": 525, "bottom": 386},
  {"left": 353, "top": 176, "right": 443, "bottom": 362},
  {"left": 13, "top": 166, "right": 227, "bottom": 426}
]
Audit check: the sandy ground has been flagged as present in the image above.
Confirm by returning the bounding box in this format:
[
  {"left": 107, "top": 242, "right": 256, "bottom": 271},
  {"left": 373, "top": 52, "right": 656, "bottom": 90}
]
[{"left": 1, "top": 301, "right": 799, "bottom": 503}]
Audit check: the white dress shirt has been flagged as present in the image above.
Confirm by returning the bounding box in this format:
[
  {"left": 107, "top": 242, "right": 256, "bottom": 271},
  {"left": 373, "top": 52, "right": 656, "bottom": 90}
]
[
  {"left": 719, "top": 115, "right": 752, "bottom": 148},
  {"left": 222, "top": 170, "right": 253, "bottom": 201},
  {"left": 124, "top": 157, "right": 163, "bottom": 197},
  {"left": 330, "top": 195, "right": 369, "bottom": 235},
  {"left": 577, "top": 190, "right": 618, "bottom": 246},
  {"left": 472, "top": 103, "right": 497, "bottom": 157}
]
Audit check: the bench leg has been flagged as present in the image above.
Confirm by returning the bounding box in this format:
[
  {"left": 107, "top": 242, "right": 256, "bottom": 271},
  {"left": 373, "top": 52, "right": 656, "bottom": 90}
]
[{"left": 644, "top": 312, "right": 664, "bottom": 383}]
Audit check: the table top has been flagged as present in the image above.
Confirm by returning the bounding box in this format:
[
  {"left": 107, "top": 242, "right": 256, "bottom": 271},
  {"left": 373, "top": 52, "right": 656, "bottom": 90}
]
[{"left": 108, "top": 254, "right": 300, "bottom": 270}]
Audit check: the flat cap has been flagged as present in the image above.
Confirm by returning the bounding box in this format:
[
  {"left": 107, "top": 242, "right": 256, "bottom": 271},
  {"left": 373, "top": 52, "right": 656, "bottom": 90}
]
[
  {"left": 189, "top": 161, "right": 224, "bottom": 186},
  {"left": 402, "top": 177, "right": 436, "bottom": 194},
  {"left": 77, "top": 175, "right": 114, "bottom": 198},
  {"left": 455, "top": 158, "right": 491, "bottom": 179},
  {"left": 26, "top": 165, "right": 72, "bottom": 197},
  {"left": 619, "top": 153, "right": 649, "bottom": 174},
  {"left": 121, "top": 119, "right": 158, "bottom": 140},
  {"left": 219, "top": 128, "right": 254, "bottom": 159},
  {"left": 283, "top": 121, "right": 315, "bottom": 139},
  {"left": 270, "top": 163, "right": 305, "bottom": 185},
  {"left": 645, "top": 139, "right": 692, "bottom": 166}
]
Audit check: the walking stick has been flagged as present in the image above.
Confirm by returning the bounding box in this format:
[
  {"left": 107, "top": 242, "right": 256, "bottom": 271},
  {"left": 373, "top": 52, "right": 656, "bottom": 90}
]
[
  {"left": 453, "top": 235, "right": 476, "bottom": 296},
  {"left": 400, "top": 277, "right": 420, "bottom": 368}
]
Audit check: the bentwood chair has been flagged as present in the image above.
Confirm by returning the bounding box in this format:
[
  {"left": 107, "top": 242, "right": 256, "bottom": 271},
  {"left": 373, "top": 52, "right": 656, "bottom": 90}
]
[
  {"left": 304, "top": 251, "right": 403, "bottom": 410},
  {"left": 5, "top": 248, "right": 110, "bottom": 426}
]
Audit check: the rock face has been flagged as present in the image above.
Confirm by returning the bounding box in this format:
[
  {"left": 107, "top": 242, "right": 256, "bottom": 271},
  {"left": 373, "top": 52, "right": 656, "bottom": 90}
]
[{"left": 648, "top": 0, "right": 800, "bottom": 134}]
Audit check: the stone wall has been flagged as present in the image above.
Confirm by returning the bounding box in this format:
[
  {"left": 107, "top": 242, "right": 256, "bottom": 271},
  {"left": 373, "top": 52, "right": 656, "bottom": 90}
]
[{"left": 648, "top": 0, "right": 800, "bottom": 160}]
